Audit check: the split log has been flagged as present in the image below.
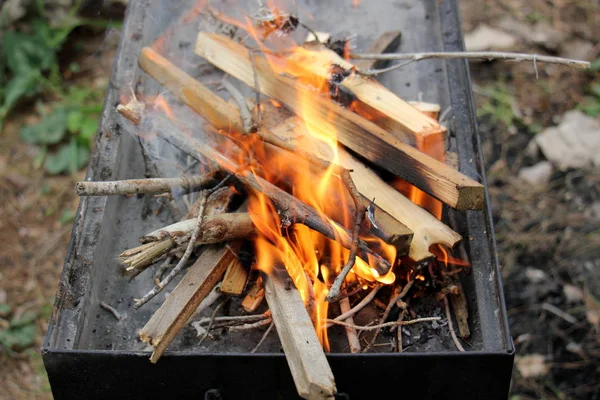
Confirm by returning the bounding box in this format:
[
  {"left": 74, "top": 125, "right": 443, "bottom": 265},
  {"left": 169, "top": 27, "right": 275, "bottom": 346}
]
[
  {"left": 270, "top": 116, "right": 461, "bottom": 261},
  {"left": 138, "top": 47, "right": 391, "bottom": 274},
  {"left": 76, "top": 175, "right": 216, "bottom": 196},
  {"left": 351, "top": 31, "right": 402, "bottom": 71},
  {"left": 241, "top": 278, "right": 265, "bottom": 312},
  {"left": 263, "top": 266, "right": 337, "bottom": 399},
  {"left": 450, "top": 274, "right": 470, "bottom": 339},
  {"left": 219, "top": 258, "right": 249, "bottom": 295},
  {"left": 140, "top": 243, "right": 240, "bottom": 363},
  {"left": 194, "top": 33, "right": 484, "bottom": 210}
]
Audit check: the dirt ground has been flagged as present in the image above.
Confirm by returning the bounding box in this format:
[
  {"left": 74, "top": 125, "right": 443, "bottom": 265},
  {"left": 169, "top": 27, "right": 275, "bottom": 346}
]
[{"left": 0, "top": 1, "right": 599, "bottom": 399}]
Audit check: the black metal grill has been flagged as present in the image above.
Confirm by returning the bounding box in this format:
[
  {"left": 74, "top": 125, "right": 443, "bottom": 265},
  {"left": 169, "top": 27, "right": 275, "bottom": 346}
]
[{"left": 42, "top": 0, "right": 514, "bottom": 398}]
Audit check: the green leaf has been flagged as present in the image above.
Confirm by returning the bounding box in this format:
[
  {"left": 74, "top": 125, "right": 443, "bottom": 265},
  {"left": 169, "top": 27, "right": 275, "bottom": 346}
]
[
  {"left": 0, "top": 304, "right": 11, "bottom": 317},
  {"left": 590, "top": 57, "right": 600, "bottom": 72},
  {"left": 0, "top": 71, "right": 41, "bottom": 121},
  {"left": 67, "top": 110, "right": 84, "bottom": 133},
  {"left": 590, "top": 83, "right": 600, "bottom": 99},
  {"left": 44, "top": 145, "right": 71, "bottom": 175},
  {"left": 11, "top": 311, "right": 37, "bottom": 328},
  {"left": 79, "top": 116, "right": 98, "bottom": 142},
  {"left": 2, "top": 31, "right": 55, "bottom": 73},
  {"left": 75, "top": 143, "right": 90, "bottom": 171},
  {"left": 0, "top": 323, "right": 36, "bottom": 351},
  {"left": 59, "top": 208, "right": 76, "bottom": 225},
  {"left": 20, "top": 106, "right": 68, "bottom": 145}
]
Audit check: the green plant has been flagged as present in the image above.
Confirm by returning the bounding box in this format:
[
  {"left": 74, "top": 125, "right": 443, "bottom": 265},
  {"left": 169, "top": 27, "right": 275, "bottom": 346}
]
[
  {"left": 477, "top": 81, "right": 523, "bottom": 129},
  {"left": 20, "top": 86, "right": 103, "bottom": 174},
  {"left": 0, "top": 305, "right": 37, "bottom": 352}
]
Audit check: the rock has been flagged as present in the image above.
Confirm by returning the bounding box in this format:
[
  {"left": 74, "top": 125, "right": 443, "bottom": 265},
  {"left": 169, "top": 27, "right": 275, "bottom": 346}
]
[
  {"left": 518, "top": 161, "right": 553, "bottom": 186},
  {"left": 525, "top": 267, "right": 547, "bottom": 283},
  {"left": 535, "top": 110, "right": 600, "bottom": 170},
  {"left": 524, "top": 139, "right": 540, "bottom": 159},
  {"left": 563, "top": 284, "right": 584, "bottom": 303},
  {"left": 562, "top": 39, "right": 595, "bottom": 61},
  {"left": 464, "top": 24, "right": 517, "bottom": 52},
  {"left": 515, "top": 354, "right": 550, "bottom": 378},
  {"left": 498, "top": 17, "right": 566, "bottom": 52}
]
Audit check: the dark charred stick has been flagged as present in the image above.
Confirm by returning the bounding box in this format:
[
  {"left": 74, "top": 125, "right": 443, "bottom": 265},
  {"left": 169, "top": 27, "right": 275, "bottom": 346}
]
[{"left": 76, "top": 175, "right": 217, "bottom": 196}]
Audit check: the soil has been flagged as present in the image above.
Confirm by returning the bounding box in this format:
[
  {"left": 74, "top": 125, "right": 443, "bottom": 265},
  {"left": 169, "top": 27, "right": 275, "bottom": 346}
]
[{"left": 0, "top": 1, "right": 599, "bottom": 399}]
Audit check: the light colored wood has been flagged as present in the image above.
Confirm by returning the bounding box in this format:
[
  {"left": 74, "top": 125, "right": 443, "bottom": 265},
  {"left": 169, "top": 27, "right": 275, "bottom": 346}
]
[
  {"left": 408, "top": 101, "right": 441, "bottom": 120},
  {"left": 263, "top": 267, "right": 336, "bottom": 399},
  {"left": 352, "top": 31, "right": 402, "bottom": 71},
  {"left": 270, "top": 116, "right": 461, "bottom": 261},
  {"left": 287, "top": 41, "right": 446, "bottom": 146},
  {"left": 219, "top": 258, "right": 249, "bottom": 296},
  {"left": 339, "top": 297, "right": 360, "bottom": 353},
  {"left": 139, "top": 243, "right": 239, "bottom": 363},
  {"left": 195, "top": 33, "right": 484, "bottom": 210},
  {"left": 241, "top": 279, "right": 265, "bottom": 312}
]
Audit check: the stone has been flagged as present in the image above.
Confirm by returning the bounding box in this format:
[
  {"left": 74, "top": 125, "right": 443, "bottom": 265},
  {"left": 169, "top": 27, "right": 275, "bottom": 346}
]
[
  {"left": 535, "top": 110, "right": 600, "bottom": 170},
  {"left": 464, "top": 24, "right": 517, "bottom": 52},
  {"left": 518, "top": 161, "right": 553, "bottom": 186}
]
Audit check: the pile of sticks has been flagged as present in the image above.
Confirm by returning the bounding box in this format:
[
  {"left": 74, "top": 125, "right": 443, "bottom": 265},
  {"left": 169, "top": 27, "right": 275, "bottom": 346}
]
[{"left": 75, "top": 5, "right": 588, "bottom": 398}]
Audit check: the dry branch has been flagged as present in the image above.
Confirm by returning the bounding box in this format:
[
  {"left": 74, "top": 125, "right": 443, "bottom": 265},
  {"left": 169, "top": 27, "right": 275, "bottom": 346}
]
[
  {"left": 138, "top": 47, "right": 391, "bottom": 274},
  {"left": 139, "top": 243, "right": 240, "bottom": 363},
  {"left": 76, "top": 175, "right": 216, "bottom": 196},
  {"left": 350, "top": 51, "right": 591, "bottom": 75},
  {"left": 339, "top": 297, "right": 360, "bottom": 353},
  {"left": 263, "top": 266, "right": 337, "bottom": 399},
  {"left": 194, "top": 33, "right": 484, "bottom": 210}
]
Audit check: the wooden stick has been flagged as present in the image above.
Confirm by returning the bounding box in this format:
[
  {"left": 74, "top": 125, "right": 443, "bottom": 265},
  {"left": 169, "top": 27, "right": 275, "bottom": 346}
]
[
  {"left": 269, "top": 116, "right": 461, "bottom": 261},
  {"left": 444, "top": 296, "right": 465, "bottom": 352},
  {"left": 76, "top": 175, "right": 216, "bottom": 196},
  {"left": 219, "top": 258, "right": 249, "bottom": 295},
  {"left": 241, "top": 278, "right": 265, "bottom": 312},
  {"left": 286, "top": 41, "right": 446, "bottom": 146},
  {"left": 194, "top": 33, "right": 484, "bottom": 210},
  {"left": 138, "top": 47, "right": 391, "bottom": 273},
  {"left": 263, "top": 266, "right": 336, "bottom": 399},
  {"left": 327, "top": 316, "right": 441, "bottom": 331},
  {"left": 352, "top": 31, "right": 402, "bottom": 71},
  {"left": 449, "top": 275, "right": 470, "bottom": 339},
  {"left": 139, "top": 243, "right": 240, "bottom": 363},
  {"left": 350, "top": 51, "right": 591, "bottom": 75},
  {"left": 339, "top": 297, "right": 360, "bottom": 353},
  {"left": 408, "top": 101, "right": 441, "bottom": 120}
]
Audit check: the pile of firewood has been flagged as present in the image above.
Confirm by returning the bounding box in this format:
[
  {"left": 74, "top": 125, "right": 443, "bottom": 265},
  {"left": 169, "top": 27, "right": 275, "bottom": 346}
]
[{"left": 74, "top": 4, "right": 589, "bottom": 399}]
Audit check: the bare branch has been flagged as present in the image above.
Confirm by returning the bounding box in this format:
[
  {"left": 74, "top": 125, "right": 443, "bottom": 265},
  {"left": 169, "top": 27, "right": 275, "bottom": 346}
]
[{"left": 327, "top": 317, "right": 441, "bottom": 331}]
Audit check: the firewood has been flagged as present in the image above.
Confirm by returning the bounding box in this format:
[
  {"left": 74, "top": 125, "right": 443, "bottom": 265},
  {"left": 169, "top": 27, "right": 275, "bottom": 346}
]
[
  {"left": 138, "top": 47, "right": 391, "bottom": 274},
  {"left": 219, "top": 258, "right": 249, "bottom": 296},
  {"left": 194, "top": 33, "right": 484, "bottom": 210},
  {"left": 140, "top": 243, "right": 240, "bottom": 363},
  {"left": 408, "top": 101, "right": 441, "bottom": 120},
  {"left": 351, "top": 31, "right": 402, "bottom": 71},
  {"left": 269, "top": 116, "right": 461, "bottom": 261},
  {"left": 263, "top": 266, "right": 337, "bottom": 399},
  {"left": 241, "top": 278, "right": 265, "bottom": 312},
  {"left": 76, "top": 175, "right": 217, "bottom": 196},
  {"left": 450, "top": 275, "right": 470, "bottom": 339}
]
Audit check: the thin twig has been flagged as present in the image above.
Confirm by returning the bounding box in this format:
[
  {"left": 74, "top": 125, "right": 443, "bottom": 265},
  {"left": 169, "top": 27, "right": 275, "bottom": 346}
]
[
  {"left": 339, "top": 297, "right": 361, "bottom": 353},
  {"left": 198, "top": 301, "right": 226, "bottom": 345},
  {"left": 351, "top": 51, "right": 591, "bottom": 76},
  {"left": 327, "top": 284, "right": 382, "bottom": 327},
  {"left": 221, "top": 78, "right": 256, "bottom": 134},
  {"left": 228, "top": 317, "right": 272, "bottom": 332},
  {"left": 134, "top": 190, "right": 208, "bottom": 310},
  {"left": 395, "top": 309, "right": 407, "bottom": 352},
  {"left": 76, "top": 175, "right": 216, "bottom": 196},
  {"left": 100, "top": 301, "right": 122, "bottom": 321},
  {"left": 327, "top": 317, "right": 441, "bottom": 331},
  {"left": 251, "top": 321, "right": 275, "bottom": 353},
  {"left": 134, "top": 174, "right": 234, "bottom": 309},
  {"left": 444, "top": 297, "right": 465, "bottom": 352},
  {"left": 542, "top": 302, "right": 578, "bottom": 324},
  {"left": 153, "top": 256, "right": 174, "bottom": 286},
  {"left": 362, "top": 279, "right": 415, "bottom": 352},
  {"left": 249, "top": 50, "right": 262, "bottom": 128},
  {"left": 195, "top": 312, "right": 270, "bottom": 326}
]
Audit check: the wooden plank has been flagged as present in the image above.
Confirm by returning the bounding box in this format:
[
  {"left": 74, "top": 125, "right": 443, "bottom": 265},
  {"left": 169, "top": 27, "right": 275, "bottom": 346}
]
[
  {"left": 195, "top": 33, "right": 484, "bottom": 210},
  {"left": 270, "top": 116, "right": 460, "bottom": 261},
  {"left": 241, "top": 278, "right": 265, "bottom": 312},
  {"left": 352, "top": 31, "right": 402, "bottom": 71},
  {"left": 219, "top": 258, "right": 249, "bottom": 296},
  {"left": 408, "top": 101, "right": 441, "bottom": 120},
  {"left": 263, "top": 266, "right": 336, "bottom": 399},
  {"left": 286, "top": 40, "right": 446, "bottom": 146},
  {"left": 139, "top": 243, "right": 240, "bottom": 363}
]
